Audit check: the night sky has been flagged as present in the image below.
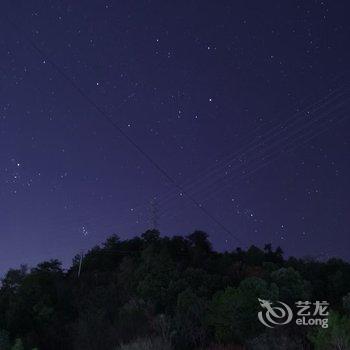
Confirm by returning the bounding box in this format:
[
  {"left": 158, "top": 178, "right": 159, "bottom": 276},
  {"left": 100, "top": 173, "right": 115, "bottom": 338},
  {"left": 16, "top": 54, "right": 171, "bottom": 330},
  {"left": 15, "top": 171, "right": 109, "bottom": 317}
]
[{"left": 0, "top": 1, "right": 349, "bottom": 275}]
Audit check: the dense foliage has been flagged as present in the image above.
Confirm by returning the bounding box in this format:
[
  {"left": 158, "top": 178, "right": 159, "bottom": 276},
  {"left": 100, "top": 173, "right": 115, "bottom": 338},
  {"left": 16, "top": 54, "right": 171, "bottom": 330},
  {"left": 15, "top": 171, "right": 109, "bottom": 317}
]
[{"left": 0, "top": 230, "right": 349, "bottom": 349}]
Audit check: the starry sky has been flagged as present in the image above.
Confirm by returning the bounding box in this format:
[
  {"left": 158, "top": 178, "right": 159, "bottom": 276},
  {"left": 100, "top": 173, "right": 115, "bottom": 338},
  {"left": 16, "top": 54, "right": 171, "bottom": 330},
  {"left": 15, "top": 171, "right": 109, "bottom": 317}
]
[{"left": 0, "top": 1, "right": 349, "bottom": 274}]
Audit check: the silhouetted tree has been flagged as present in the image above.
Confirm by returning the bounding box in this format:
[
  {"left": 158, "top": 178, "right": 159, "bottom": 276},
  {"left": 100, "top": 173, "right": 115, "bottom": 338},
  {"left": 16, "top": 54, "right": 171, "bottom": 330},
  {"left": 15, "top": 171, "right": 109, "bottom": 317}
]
[{"left": 0, "top": 231, "right": 349, "bottom": 349}]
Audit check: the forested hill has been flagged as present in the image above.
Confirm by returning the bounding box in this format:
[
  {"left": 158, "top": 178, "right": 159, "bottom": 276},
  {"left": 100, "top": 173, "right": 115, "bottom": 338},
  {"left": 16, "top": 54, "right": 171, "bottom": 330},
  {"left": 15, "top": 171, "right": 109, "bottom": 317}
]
[{"left": 0, "top": 230, "right": 349, "bottom": 350}]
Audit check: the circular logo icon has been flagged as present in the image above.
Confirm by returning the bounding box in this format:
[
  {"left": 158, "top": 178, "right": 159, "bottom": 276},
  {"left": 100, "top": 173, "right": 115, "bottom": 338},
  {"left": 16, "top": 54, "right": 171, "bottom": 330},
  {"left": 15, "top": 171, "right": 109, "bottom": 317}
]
[{"left": 258, "top": 298, "right": 293, "bottom": 328}]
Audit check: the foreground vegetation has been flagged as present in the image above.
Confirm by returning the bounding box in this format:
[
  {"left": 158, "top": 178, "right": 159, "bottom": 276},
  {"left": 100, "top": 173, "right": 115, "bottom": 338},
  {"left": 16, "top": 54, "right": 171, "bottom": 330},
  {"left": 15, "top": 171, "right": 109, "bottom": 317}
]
[{"left": 0, "top": 230, "right": 349, "bottom": 349}]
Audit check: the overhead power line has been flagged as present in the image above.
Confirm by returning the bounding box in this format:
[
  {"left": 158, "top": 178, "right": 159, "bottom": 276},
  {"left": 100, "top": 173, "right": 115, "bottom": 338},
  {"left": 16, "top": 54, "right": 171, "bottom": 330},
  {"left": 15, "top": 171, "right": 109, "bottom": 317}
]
[{"left": 4, "top": 15, "right": 243, "bottom": 245}]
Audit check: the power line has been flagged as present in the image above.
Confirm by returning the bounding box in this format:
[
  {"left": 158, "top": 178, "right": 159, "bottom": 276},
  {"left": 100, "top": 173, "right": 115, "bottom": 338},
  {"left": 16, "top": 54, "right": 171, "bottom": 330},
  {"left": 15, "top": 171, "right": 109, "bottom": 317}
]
[
  {"left": 157, "top": 88, "right": 349, "bottom": 214},
  {"left": 4, "top": 15, "right": 243, "bottom": 245},
  {"left": 160, "top": 111, "right": 349, "bottom": 233},
  {"left": 31, "top": 71, "right": 349, "bottom": 234},
  {"left": 184, "top": 97, "right": 349, "bottom": 203},
  {"left": 13, "top": 89, "right": 346, "bottom": 249}
]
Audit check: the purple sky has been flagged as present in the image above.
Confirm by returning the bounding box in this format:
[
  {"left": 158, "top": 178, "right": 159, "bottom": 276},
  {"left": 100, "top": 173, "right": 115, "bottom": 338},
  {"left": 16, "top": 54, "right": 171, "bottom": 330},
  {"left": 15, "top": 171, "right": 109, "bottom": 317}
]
[{"left": 0, "top": 0, "right": 349, "bottom": 275}]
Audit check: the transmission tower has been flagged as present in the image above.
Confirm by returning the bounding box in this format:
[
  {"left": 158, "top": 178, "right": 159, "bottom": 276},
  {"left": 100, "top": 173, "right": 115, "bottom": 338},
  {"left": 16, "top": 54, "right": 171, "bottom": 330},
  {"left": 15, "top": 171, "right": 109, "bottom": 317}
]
[{"left": 149, "top": 198, "right": 159, "bottom": 230}]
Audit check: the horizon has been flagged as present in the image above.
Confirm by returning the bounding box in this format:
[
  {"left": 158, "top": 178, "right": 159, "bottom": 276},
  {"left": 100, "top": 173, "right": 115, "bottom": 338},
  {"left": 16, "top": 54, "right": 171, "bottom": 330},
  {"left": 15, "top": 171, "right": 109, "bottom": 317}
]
[{"left": 1, "top": 229, "right": 348, "bottom": 279}]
